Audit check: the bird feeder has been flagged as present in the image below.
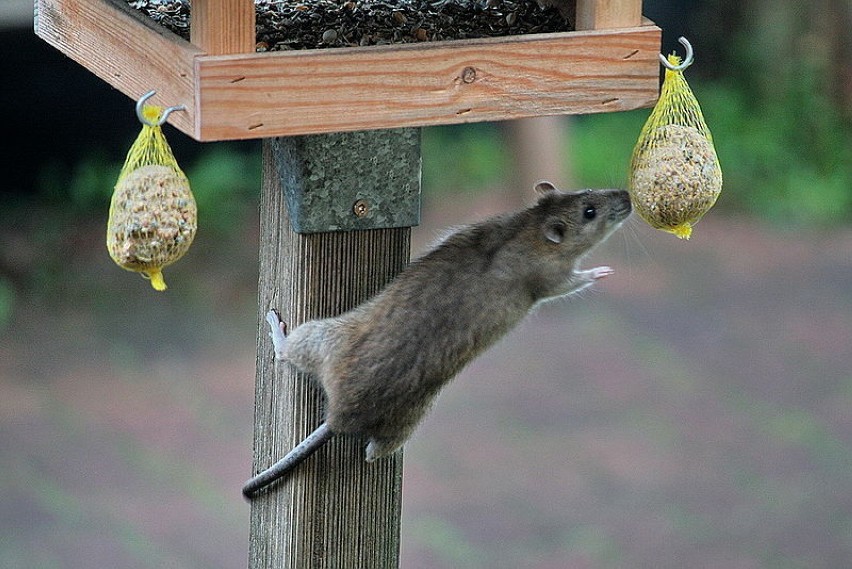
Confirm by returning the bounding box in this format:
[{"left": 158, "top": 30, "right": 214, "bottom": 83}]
[
  {"left": 34, "top": 1, "right": 661, "bottom": 567},
  {"left": 35, "top": 0, "right": 660, "bottom": 140}
]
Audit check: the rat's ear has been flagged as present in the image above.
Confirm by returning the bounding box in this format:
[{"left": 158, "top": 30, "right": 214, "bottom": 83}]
[
  {"left": 534, "top": 180, "right": 558, "bottom": 195},
  {"left": 543, "top": 217, "right": 567, "bottom": 244}
]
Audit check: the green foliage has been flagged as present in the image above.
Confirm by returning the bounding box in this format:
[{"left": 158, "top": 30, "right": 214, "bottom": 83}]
[
  {"left": 1, "top": 143, "right": 260, "bottom": 299},
  {"left": 694, "top": 0, "right": 852, "bottom": 227},
  {"left": 183, "top": 144, "right": 261, "bottom": 235},
  {"left": 34, "top": 144, "right": 261, "bottom": 235},
  {"left": 39, "top": 152, "right": 117, "bottom": 215},
  {"left": 700, "top": 79, "right": 852, "bottom": 226},
  {"left": 0, "top": 277, "right": 13, "bottom": 331},
  {"left": 422, "top": 123, "right": 511, "bottom": 195},
  {"left": 569, "top": 110, "right": 647, "bottom": 189}
]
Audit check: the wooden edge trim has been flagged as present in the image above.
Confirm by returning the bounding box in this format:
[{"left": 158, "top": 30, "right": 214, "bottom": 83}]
[
  {"left": 195, "top": 23, "right": 662, "bottom": 140},
  {"left": 35, "top": 0, "right": 200, "bottom": 136}
]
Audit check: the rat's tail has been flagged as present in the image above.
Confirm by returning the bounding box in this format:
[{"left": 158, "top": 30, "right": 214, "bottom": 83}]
[{"left": 242, "top": 422, "right": 335, "bottom": 499}]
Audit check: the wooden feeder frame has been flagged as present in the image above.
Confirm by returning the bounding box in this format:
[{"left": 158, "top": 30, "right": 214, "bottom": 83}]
[{"left": 35, "top": 0, "right": 661, "bottom": 141}]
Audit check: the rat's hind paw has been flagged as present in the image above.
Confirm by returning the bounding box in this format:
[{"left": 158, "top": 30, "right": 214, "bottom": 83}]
[
  {"left": 266, "top": 309, "right": 288, "bottom": 360},
  {"left": 365, "top": 436, "right": 404, "bottom": 462}
]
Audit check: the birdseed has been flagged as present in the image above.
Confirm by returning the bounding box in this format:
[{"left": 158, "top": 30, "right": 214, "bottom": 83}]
[
  {"left": 126, "top": 0, "right": 572, "bottom": 51},
  {"left": 108, "top": 164, "right": 197, "bottom": 274}
]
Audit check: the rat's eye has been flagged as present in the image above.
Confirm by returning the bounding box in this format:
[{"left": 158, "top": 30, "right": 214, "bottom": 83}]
[{"left": 583, "top": 206, "right": 597, "bottom": 220}]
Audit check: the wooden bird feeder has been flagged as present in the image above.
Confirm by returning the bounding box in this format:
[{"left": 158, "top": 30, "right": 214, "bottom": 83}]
[
  {"left": 35, "top": 1, "right": 661, "bottom": 567},
  {"left": 35, "top": 0, "right": 660, "bottom": 140}
]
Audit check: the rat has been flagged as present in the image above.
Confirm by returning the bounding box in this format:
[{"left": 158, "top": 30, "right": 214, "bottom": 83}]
[{"left": 243, "top": 182, "right": 631, "bottom": 497}]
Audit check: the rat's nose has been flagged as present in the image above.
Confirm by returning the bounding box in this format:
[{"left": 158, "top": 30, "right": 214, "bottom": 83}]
[{"left": 607, "top": 189, "right": 632, "bottom": 220}]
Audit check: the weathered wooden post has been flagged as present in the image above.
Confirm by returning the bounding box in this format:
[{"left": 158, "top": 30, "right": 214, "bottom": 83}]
[
  {"left": 250, "top": 131, "right": 420, "bottom": 568},
  {"left": 34, "top": 0, "right": 660, "bottom": 566}
]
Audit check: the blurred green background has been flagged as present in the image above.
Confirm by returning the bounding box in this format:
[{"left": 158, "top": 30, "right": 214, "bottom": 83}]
[{"left": 2, "top": 0, "right": 851, "bottom": 568}]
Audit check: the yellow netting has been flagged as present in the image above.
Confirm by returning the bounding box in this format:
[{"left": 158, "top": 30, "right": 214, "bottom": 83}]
[
  {"left": 628, "top": 54, "right": 722, "bottom": 239},
  {"left": 107, "top": 104, "right": 197, "bottom": 290}
]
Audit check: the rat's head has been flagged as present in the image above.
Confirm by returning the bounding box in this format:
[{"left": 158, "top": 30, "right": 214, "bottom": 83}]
[{"left": 531, "top": 182, "right": 631, "bottom": 259}]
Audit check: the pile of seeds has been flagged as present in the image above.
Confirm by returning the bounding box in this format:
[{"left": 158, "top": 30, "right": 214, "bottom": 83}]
[{"left": 127, "top": 0, "right": 571, "bottom": 50}]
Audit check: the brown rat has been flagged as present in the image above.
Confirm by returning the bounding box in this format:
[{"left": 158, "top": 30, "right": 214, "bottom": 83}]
[{"left": 243, "top": 183, "right": 631, "bottom": 497}]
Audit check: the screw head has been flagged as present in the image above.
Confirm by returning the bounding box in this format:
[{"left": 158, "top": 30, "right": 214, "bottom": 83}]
[{"left": 353, "top": 199, "right": 370, "bottom": 218}]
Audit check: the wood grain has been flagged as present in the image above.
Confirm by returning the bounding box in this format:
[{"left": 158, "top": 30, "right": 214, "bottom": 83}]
[
  {"left": 196, "top": 25, "right": 661, "bottom": 140},
  {"left": 576, "top": 0, "right": 644, "bottom": 30},
  {"left": 250, "top": 138, "right": 410, "bottom": 569},
  {"left": 191, "top": 0, "right": 256, "bottom": 55}
]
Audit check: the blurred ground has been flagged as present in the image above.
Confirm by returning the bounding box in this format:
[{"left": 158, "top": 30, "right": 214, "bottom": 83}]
[{"left": 2, "top": 191, "right": 852, "bottom": 569}]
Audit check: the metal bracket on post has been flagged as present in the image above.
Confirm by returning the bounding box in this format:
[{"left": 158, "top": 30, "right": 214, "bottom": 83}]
[{"left": 273, "top": 128, "right": 422, "bottom": 233}]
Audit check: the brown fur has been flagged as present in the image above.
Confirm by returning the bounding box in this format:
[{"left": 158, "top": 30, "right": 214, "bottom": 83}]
[{"left": 276, "top": 186, "right": 631, "bottom": 461}]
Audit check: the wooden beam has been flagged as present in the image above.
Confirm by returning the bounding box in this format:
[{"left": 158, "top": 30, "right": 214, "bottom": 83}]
[
  {"left": 576, "top": 0, "right": 643, "bottom": 30},
  {"left": 195, "top": 25, "right": 661, "bottom": 140},
  {"left": 35, "top": 0, "right": 199, "bottom": 135},
  {"left": 191, "top": 0, "right": 256, "bottom": 55}
]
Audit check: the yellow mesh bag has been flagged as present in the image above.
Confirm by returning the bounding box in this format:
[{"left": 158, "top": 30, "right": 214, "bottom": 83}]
[
  {"left": 107, "top": 104, "right": 197, "bottom": 291},
  {"left": 629, "top": 45, "right": 722, "bottom": 239}
]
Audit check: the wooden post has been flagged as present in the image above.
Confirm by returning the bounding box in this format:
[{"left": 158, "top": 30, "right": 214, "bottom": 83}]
[
  {"left": 249, "top": 132, "right": 420, "bottom": 568},
  {"left": 576, "top": 0, "right": 643, "bottom": 30},
  {"left": 190, "top": 0, "right": 255, "bottom": 55}
]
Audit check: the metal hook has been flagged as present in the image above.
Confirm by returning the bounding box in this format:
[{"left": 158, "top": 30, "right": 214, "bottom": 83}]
[
  {"left": 659, "top": 36, "right": 694, "bottom": 72},
  {"left": 135, "top": 90, "right": 186, "bottom": 127}
]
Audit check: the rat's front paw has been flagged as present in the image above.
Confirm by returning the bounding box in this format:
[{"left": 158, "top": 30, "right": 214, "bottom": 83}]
[{"left": 588, "top": 266, "right": 614, "bottom": 280}]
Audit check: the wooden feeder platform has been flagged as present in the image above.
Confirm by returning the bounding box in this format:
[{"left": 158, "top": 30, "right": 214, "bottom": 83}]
[{"left": 35, "top": 0, "right": 661, "bottom": 142}]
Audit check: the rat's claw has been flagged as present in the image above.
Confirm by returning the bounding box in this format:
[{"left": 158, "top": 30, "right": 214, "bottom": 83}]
[
  {"left": 266, "top": 310, "right": 281, "bottom": 331},
  {"left": 589, "top": 266, "right": 614, "bottom": 280}
]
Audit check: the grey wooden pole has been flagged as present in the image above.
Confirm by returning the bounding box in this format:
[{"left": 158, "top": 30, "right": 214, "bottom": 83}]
[{"left": 249, "top": 131, "right": 420, "bottom": 569}]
